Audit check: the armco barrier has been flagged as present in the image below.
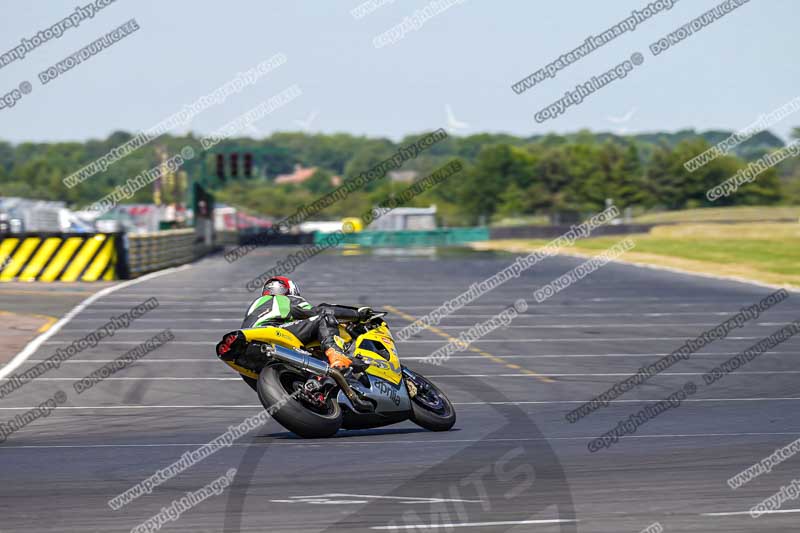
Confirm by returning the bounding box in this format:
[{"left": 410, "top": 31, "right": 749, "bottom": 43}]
[
  {"left": 216, "top": 230, "right": 239, "bottom": 246},
  {"left": 0, "top": 233, "right": 123, "bottom": 282},
  {"left": 239, "top": 229, "right": 315, "bottom": 246},
  {"left": 127, "top": 229, "right": 214, "bottom": 277},
  {"left": 489, "top": 223, "right": 656, "bottom": 240},
  {"left": 315, "top": 227, "right": 490, "bottom": 247}
]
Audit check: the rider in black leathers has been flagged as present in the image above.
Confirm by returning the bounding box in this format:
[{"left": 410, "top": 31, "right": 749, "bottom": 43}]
[{"left": 242, "top": 276, "right": 370, "bottom": 369}]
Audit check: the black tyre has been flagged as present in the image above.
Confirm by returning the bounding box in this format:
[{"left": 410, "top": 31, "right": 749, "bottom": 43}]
[
  {"left": 257, "top": 364, "right": 342, "bottom": 438},
  {"left": 405, "top": 369, "right": 456, "bottom": 432},
  {"left": 241, "top": 375, "right": 258, "bottom": 391}
]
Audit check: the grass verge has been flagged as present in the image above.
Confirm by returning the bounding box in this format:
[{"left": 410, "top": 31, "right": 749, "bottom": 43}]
[
  {"left": 472, "top": 223, "right": 800, "bottom": 289},
  {"left": 634, "top": 206, "right": 800, "bottom": 224}
]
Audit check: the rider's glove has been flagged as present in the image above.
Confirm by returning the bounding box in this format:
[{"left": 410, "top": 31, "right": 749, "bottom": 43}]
[
  {"left": 357, "top": 307, "right": 373, "bottom": 322},
  {"left": 350, "top": 356, "right": 371, "bottom": 373}
]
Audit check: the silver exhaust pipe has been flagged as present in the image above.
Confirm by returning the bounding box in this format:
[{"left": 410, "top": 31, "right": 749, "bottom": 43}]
[
  {"left": 262, "top": 344, "right": 374, "bottom": 413},
  {"left": 268, "top": 344, "right": 331, "bottom": 375}
]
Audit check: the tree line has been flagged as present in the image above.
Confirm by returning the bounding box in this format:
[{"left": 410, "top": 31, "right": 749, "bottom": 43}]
[{"left": 0, "top": 127, "right": 797, "bottom": 226}]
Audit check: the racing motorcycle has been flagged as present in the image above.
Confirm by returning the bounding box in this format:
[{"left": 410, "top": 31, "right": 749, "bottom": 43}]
[{"left": 215, "top": 310, "right": 456, "bottom": 438}]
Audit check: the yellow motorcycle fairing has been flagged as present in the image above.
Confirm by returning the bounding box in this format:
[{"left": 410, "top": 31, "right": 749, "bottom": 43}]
[
  {"left": 352, "top": 322, "right": 403, "bottom": 385},
  {"left": 239, "top": 325, "right": 354, "bottom": 348},
  {"left": 226, "top": 325, "right": 356, "bottom": 378},
  {"left": 239, "top": 326, "right": 304, "bottom": 348},
  {"left": 222, "top": 327, "right": 304, "bottom": 379}
]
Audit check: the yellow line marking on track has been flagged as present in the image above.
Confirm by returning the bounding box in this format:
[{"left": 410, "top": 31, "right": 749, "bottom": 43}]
[
  {"left": 35, "top": 315, "right": 58, "bottom": 333},
  {"left": 385, "top": 305, "right": 554, "bottom": 384},
  {"left": 0, "top": 310, "right": 59, "bottom": 333}
]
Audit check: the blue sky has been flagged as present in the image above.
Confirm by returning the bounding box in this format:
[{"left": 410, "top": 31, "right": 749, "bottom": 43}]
[{"left": 0, "top": 0, "right": 796, "bottom": 143}]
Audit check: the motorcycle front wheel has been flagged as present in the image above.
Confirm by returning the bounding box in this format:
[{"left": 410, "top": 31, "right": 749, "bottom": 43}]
[
  {"left": 404, "top": 368, "right": 456, "bottom": 432},
  {"left": 257, "top": 364, "right": 342, "bottom": 438}
]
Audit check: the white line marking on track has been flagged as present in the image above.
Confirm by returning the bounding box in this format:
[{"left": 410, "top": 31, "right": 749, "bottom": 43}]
[
  {"left": 3, "top": 432, "right": 800, "bottom": 450},
  {"left": 405, "top": 336, "right": 770, "bottom": 343},
  {"left": 18, "top": 351, "right": 797, "bottom": 363},
  {"left": 0, "top": 265, "right": 191, "bottom": 380},
  {"left": 63, "top": 311, "right": 791, "bottom": 320},
  {"left": 26, "top": 359, "right": 220, "bottom": 363},
  {"left": 40, "top": 336, "right": 778, "bottom": 345},
  {"left": 370, "top": 519, "right": 578, "bottom": 529},
  {"left": 408, "top": 352, "right": 798, "bottom": 360},
  {"left": 49, "top": 323, "right": 785, "bottom": 333},
  {"left": 702, "top": 509, "right": 800, "bottom": 517},
  {"left": 427, "top": 371, "right": 800, "bottom": 377},
  {"left": 65, "top": 302, "right": 780, "bottom": 314},
  {"left": 455, "top": 398, "right": 800, "bottom": 404},
  {"left": 0, "top": 405, "right": 265, "bottom": 410},
  {"left": 9, "top": 371, "right": 800, "bottom": 381},
  {"left": 0, "top": 377, "right": 243, "bottom": 381},
  {"left": 3, "top": 398, "right": 800, "bottom": 410},
  {"left": 276, "top": 493, "right": 482, "bottom": 504}
]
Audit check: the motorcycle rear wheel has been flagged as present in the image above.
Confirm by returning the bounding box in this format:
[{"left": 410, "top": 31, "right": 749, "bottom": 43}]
[{"left": 257, "top": 364, "right": 342, "bottom": 438}]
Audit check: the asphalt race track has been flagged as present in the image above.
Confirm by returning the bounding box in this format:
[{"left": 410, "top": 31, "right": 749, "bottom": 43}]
[{"left": 1, "top": 246, "right": 799, "bottom": 532}]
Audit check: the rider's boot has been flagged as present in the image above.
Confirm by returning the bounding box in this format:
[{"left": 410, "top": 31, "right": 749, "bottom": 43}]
[
  {"left": 319, "top": 308, "right": 352, "bottom": 370},
  {"left": 324, "top": 346, "right": 352, "bottom": 369}
]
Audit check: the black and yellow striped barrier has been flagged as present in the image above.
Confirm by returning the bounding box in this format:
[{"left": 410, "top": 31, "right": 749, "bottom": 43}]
[{"left": 0, "top": 233, "right": 121, "bottom": 282}]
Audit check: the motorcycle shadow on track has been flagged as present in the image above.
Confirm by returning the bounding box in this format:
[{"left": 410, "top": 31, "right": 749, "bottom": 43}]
[
  {"left": 222, "top": 365, "right": 576, "bottom": 533},
  {"left": 262, "top": 426, "right": 453, "bottom": 439}
]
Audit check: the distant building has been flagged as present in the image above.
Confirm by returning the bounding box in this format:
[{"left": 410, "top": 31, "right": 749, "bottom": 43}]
[
  {"left": 274, "top": 164, "right": 317, "bottom": 185},
  {"left": 0, "top": 197, "right": 65, "bottom": 232},
  {"left": 299, "top": 221, "right": 345, "bottom": 234},
  {"left": 214, "top": 205, "right": 273, "bottom": 232},
  {"left": 368, "top": 205, "right": 437, "bottom": 231},
  {"left": 388, "top": 170, "right": 418, "bottom": 182}
]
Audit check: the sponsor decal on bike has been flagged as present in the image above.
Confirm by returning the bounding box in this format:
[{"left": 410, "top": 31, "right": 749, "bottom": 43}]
[{"left": 373, "top": 380, "right": 402, "bottom": 406}]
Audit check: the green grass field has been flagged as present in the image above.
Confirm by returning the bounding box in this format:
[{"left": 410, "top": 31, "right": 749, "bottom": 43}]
[
  {"left": 634, "top": 206, "right": 800, "bottom": 224},
  {"left": 473, "top": 222, "right": 800, "bottom": 288}
]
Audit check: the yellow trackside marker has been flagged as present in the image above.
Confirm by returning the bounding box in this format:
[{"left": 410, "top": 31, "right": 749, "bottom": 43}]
[
  {"left": 0, "top": 238, "right": 20, "bottom": 272},
  {"left": 385, "top": 305, "right": 554, "bottom": 384},
  {"left": 82, "top": 236, "right": 115, "bottom": 281},
  {"left": 40, "top": 237, "right": 84, "bottom": 282},
  {"left": 61, "top": 235, "right": 106, "bottom": 282},
  {"left": 102, "top": 257, "right": 117, "bottom": 280},
  {"left": 0, "top": 238, "right": 40, "bottom": 281},
  {"left": 19, "top": 238, "right": 62, "bottom": 282}
]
